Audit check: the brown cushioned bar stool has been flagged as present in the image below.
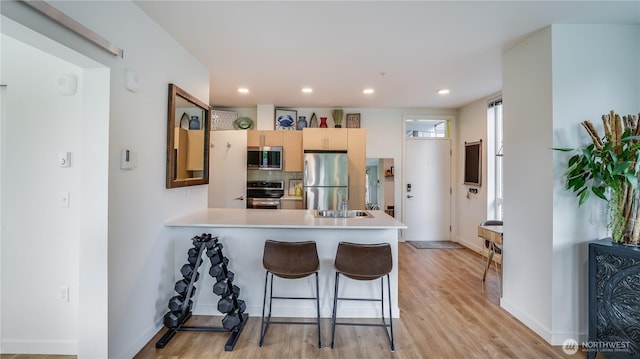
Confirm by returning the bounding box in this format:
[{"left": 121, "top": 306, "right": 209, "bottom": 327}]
[
  {"left": 330, "top": 241, "right": 394, "bottom": 351},
  {"left": 260, "top": 240, "right": 321, "bottom": 347}
]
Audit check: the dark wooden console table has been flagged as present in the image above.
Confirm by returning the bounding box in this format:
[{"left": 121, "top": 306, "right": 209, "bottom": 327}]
[{"left": 588, "top": 239, "right": 640, "bottom": 359}]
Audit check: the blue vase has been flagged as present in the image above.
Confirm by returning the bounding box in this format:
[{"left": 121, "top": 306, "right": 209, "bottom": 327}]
[
  {"left": 297, "top": 116, "right": 307, "bottom": 130},
  {"left": 189, "top": 116, "right": 200, "bottom": 130}
]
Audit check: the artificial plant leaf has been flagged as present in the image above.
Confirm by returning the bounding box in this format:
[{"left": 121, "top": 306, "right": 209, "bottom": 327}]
[
  {"left": 578, "top": 188, "right": 590, "bottom": 206},
  {"left": 625, "top": 173, "right": 638, "bottom": 189},
  {"left": 592, "top": 186, "right": 607, "bottom": 201}
]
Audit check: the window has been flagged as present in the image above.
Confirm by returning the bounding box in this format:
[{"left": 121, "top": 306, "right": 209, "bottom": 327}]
[
  {"left": 487, "top": 98, "right": 503, "bottom": 220},
  {"left": 405, "top": 118, "right": 448, "bottom": 138}
]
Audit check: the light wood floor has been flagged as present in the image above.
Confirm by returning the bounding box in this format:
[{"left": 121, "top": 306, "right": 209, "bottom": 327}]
[
  {"left": 1, "top": 243, "right": 585, "bottom": 359},
  {"left": 132, "top": 242, "right": 584, "bottom": 359}
]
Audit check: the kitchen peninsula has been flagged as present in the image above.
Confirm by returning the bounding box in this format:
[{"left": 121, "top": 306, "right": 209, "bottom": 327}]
[{"left": 165, "top": 208, "right": 406, "bottom": 319}]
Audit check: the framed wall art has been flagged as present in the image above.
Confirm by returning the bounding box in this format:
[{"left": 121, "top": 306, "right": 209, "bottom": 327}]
[
  {"left": 210, "top": 109, "right": 238, "bottom": 130},
  {"left": 346, "top": 113, "right": 361, "bottom": 128},
  {"left": 275, "top": 109, "right": 297, "bottom": 130}
]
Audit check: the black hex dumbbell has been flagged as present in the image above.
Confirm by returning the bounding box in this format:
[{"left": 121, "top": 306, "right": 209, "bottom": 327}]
[
  {"left": 218, "top": 297, "right": 246, "bottom": 314},
  {"left": 175, "top": 279, "right": 196, "bottom": 297},
  {"left": 212, "top": 280, "right": 240, "bottom": 297},
  {"left": 163, "top": 311, "right": 184, "bottom": 328},
  {"left": 180, "top": 264, "right": 200, "bottom": 282},
  {"left": 206, "top": 243, "right": 223, "bottom": 257},
  {"left": 187, "top": 247, "right": 204, "bottom": 266},
  {"left": 168, "top": 295, "right": 193, "bottom": 312},
  {"left": 209, "top": 265, "right": 234, "bottom": 282},
  {"left": 222, "top": 312, "right": 242, "bottom": 330},
  {"left": 209, "top": 255, "right": 229, "bottom": 267}
]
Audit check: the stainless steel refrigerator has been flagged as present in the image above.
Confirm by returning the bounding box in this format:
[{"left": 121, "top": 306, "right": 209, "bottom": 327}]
[{"left": 303, "top": 151, "right": 349, "bottom": 210}]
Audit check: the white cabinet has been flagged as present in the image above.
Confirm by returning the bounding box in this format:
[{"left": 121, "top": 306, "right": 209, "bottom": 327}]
[{"left": 209, "top": 130, "right": 247, "bottom": 208}]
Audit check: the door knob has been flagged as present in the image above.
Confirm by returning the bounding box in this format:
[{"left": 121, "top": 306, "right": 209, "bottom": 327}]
[
  {"left": 407, "top": 195, "right": 414, "bottom": 198},
  {"left": 234, "top": 196, "right": 244, "bottom": 201}
]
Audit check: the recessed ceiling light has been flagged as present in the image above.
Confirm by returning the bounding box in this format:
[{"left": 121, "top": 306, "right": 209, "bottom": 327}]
[
  {"left": 302, "top": 87, "right": 313, "bottom": 93},
  {"left": 437, "top": 89, "right": 450, "bottom": 95},
  {"left": 363, "top": 88, "right": 374, "bottom": 94},
  {"left": 237, "top": 87, "right": 249, "bottom": 94}
]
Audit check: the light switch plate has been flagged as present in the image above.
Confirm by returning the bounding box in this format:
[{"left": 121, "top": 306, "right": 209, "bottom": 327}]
[{"left": 120, "top": 149, "right": 137, "bottom": 170}]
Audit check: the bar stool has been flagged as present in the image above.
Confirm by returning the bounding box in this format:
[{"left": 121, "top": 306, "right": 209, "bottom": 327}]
[
  {"left": 330, "top": 241, "right": 394, "bottom": 351},
  {"left": 260, "top": 240, "right": 321, "bottom": 348}
]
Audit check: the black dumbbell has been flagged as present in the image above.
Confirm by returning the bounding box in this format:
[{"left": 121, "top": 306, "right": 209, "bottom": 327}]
[
  {"left": 206, "top": 244, "right": 224, "bottom": 258},
  {"left": 180, "top": 264, "right": 200, "bottom": 282},
  {"left": 209, "top": 255, "right": 229, "bottom": 267},
  {"left": 209, "top": 265, "right": 234, "bottom": 281},
  {"left": 187, "top": 249, "right": 203, "bottom": 266},
  {"left": 222, "top": 312, "right": 242, "bottom": 331},
  {"left": 218, "top": 297, "right": 246, "bottom": 314},
  {"left": 163, "top": 311, "right": 184, "bottom": 328},
  {"left": 212, "top": 281, "right": 240, "bottom": 297},
  {"left": 168, "top": 295, "right": 193, "bottom": 312},
  {"left": 175, "top": 279, "right": 196, "bottom": 297}
]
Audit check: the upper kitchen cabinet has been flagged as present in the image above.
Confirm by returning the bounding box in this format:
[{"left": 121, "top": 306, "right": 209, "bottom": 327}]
[
  {"left": 282, "top": 131, "right": 303, "bottom": 172},
  {"left": 347, "top": 128, "right": 366, "bottom": 209},
  {"left": 347, "top": 129, "right": 366, "bottom": 187},
  {"left": 247, "top": 130, "right": 283, "bottom": 147},
  {"left": 302, "top": 128, "right": 348, "bottom": 150}
]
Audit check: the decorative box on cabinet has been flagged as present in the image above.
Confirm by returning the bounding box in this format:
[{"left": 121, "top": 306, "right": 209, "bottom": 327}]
[{"left": 588, "top": 239, "right": 640, "bottom": 359}]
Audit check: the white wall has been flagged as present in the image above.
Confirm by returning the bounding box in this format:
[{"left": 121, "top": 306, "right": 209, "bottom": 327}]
[
  {"left": 2, "top": 1, "right": 210, "bottom": 357},
  {"left": 455, "top": 97, "right": 493, "bottom": 252},
  {"left": 501, "top": 24, "right": 639, "bottom": 345},
  {"left": 1, "top": 34, "right": 83, "bottom": 355}
]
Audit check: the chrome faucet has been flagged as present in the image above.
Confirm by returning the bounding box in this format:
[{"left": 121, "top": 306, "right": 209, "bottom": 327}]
[{"left": 341, "top": 199, "right": 349, "bottom": 217}]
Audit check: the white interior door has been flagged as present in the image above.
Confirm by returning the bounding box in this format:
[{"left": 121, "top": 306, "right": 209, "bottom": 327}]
[
  {"left": 209, "top": 130, "right": 247, "bottom": 208},
  {"left": 404, "top": 139, "right": 451, "bottom": 241}
]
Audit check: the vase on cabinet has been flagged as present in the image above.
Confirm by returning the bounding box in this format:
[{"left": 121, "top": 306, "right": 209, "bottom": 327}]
[
  {"left": 309, "top": 113, "right": 318, "bottom": 128},
  {"left": 189, "top": 116, "right": 200, "bottom": 130},
  {"left": 297, "top": 116, "right": 307, "bottom": 130},
  {"left": 319, "top": 117, "right": 328, "bottom": 128}
]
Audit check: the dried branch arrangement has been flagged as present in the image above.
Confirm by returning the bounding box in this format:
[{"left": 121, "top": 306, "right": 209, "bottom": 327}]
[{"left": 558, "top": 110, "right": 640, "bottom": 244}]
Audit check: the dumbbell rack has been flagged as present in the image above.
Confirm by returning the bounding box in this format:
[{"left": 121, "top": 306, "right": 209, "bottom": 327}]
[{"left": 156, "top": 233, "right": 248, "bottom": 351}]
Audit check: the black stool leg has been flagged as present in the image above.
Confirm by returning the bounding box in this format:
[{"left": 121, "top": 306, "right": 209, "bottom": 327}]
[
  {"left": 330, "top": 272, "right": 340, "bottom": 348},
  {"left": 259, "top": 271, "right": 270, "bottom": 346},
  {"left": 387, "top": 273, "right": 395, "bottom": 351},
  {"left": 315, "top": 272, "right": 322, "bottom": 348}
]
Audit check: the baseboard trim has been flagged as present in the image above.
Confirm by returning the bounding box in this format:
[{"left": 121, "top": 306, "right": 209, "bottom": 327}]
[{"left": 0, "top": 339, "right": 77, "bottom": 355}]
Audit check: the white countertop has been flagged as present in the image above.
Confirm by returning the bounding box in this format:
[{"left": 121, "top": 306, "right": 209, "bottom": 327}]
[{"left": 166, "top": 208, "right": 407, "bottom": 229}]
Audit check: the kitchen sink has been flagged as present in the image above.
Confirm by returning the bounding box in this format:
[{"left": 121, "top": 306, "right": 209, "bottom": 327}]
[{"left": 314, "top": 210, "right": 373, "bottom": 218}]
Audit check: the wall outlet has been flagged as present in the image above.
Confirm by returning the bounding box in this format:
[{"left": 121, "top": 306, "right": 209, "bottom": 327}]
[{"left": 59, "top": 192, "right": 70, "bottom": 208}]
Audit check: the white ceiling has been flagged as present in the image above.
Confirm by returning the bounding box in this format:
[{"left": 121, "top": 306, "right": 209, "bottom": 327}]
[{"left": 134, "top": 1, "right": 639, "bottom": 109}]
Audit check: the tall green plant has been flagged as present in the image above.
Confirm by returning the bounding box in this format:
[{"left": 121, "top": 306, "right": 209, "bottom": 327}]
[{"left": 555, "top": 111, "right": 640, "bottom": 244}]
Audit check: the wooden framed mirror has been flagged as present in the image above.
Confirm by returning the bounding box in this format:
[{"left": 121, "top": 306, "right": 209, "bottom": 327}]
[{"left": 166, "top": 83, "right": 210, "bottom": 188}]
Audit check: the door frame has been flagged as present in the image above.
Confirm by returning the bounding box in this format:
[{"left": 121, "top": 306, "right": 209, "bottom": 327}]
[{"left": 401, "top": 114, "right": 457, "bottom": 242}]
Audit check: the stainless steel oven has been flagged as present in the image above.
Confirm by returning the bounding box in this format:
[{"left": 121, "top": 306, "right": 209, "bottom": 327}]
[
  {"left": 246, "top": 181, "right": 284, "bottom": 209},
  {"left": 247, "top": 197, "right": 281, "bottom": 209}
]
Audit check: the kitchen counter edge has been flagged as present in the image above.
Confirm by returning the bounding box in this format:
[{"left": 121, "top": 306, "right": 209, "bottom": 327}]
[{"left": 166, "top": 208, "right": 407, "bottom": 229}]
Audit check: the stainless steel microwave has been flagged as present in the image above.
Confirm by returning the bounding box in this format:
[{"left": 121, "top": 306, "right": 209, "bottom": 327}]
[{"left": 247, "top": 146, "right": 283, "bottom": 170}]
